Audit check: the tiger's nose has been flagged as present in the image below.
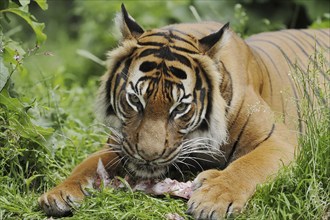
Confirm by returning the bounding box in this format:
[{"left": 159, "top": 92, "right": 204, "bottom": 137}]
[
  {"left": 136, "top": 144, "right": 165, "bottom": 162},
  {"left": 137, "top": 119, "right": 166, "bottom": 161}
]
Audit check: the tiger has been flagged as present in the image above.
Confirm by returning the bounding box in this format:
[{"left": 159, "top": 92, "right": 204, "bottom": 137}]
[{"left": 38, "top": 4, "right": 330, "bottom": 219}]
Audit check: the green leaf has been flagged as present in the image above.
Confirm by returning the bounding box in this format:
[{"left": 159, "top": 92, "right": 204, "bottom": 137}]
[
  {"left": 25, "top": 174, "right": 43, "bottom": 189},
  {"left": 0, "top": 56, "right": 10, "bottom": 92},
  {"left": 1, "top": 8, "right": 47, "bottom": 45},
  {"left": 18, "top": 0, "right": 30, "bottom": 8},
  {"left": 34, "top": 0, "right": 48, "bottom": 10}
]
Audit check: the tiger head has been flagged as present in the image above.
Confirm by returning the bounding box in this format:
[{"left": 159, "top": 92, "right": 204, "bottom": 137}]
[{"left": 98, "top": 5, "right": 230, "bottom": 178}]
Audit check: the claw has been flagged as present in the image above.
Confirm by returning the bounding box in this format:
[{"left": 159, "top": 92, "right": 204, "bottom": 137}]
[
  {"left": 192, "top": 179, "right": 203, "bottom": 191},
  {"left": 226, "top": 202, "right": 233, "bottom": 215},
  {"left": 209, "top": 210, "right": 215, "bottom": 219},
  {"left": 198, "top": 209, "right": 204, "bottom": 219},
  {"left": 186, "top": 202, "right": 194, "bottom": 214}
]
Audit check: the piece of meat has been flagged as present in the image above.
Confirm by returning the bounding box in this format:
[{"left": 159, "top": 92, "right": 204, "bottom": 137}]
[
  {"left": 133, "top": 178, "right": 193, "bottom": 199},
  {"left": 95, "top": 159, "right": 193, "bottom": 199}
]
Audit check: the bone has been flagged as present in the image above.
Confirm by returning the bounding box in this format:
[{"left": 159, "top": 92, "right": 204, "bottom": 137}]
[{"left": 95, "top": 158, "right": 111, "bottom": 188}]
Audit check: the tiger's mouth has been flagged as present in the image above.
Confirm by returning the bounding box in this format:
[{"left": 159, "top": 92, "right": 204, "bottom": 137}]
[
  {"left": 126, "top": 160, "right": 168, "bottom": 178},
  {"left": 119, "top": 141, "right": 181, "bottom": 179}
]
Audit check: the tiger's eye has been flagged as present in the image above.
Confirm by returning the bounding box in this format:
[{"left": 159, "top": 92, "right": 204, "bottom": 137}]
[
  {"left": 129, "top": 94, "right": 140, "bottom": 104},
  {"left": 176, "top": 103, "right": 188, "bottom": 112}
]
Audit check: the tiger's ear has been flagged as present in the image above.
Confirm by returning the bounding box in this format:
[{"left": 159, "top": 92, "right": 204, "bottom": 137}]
[
  {"left": 198, "top": 22, "right": 230, "bottom": 53},
  {"left": 117, "top": 4, "right": 144, "bottom": 40}
]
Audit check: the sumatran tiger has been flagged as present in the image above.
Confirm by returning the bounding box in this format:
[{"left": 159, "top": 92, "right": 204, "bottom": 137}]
[{"left": 38, "top": 4, "right": 329, "bottom": 219}]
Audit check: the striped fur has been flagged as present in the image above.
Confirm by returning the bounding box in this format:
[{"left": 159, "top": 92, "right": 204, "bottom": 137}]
[{"left": 39, "top": 4, "right": 329, "bottom": 218}]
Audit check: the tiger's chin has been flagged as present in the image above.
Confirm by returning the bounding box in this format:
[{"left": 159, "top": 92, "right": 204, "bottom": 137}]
[{"left": 127, "top": 161, "right": 168, "bottom": 179}]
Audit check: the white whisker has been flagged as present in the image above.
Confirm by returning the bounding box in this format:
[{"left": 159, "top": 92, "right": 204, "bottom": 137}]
[
  {"left": 172, "top": 162, "right": 185, "bottom": 180},
  {"left": 175, "top": 159, "right": 196, "bottom": 169},
  {"left": 177, "top": 136, "right": 227, "bottom": 167}
]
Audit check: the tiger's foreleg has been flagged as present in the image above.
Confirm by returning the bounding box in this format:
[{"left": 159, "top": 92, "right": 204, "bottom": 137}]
[
  {"left": 187, "top": 128, "right": 296, "bottom": 219},
  {"left": 38, "top": 142, "right": 120, "bottom": 217}
]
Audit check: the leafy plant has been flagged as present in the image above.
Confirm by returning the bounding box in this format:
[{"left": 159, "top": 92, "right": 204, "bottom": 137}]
[{"left": 0, "top": 0, "right": 48, "bottom": 90}]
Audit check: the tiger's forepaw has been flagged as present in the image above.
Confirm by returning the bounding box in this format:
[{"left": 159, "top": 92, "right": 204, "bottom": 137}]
[
  {"left": 38, "top": 179, "right": 91, "bottom": 217},
  {"left": 187, "top": 169, "right": 252, "bottom": 219}
]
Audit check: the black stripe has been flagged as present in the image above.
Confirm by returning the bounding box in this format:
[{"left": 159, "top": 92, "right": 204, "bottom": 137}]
[
  {"left": 169, "top": 66, "right": 187, "bottom": 79},
  {"left": 139, "top": 32, "right": 168, "bottom": 39},
  {"left": 105, "top": 47, "right": 136, "bottom": 116},
  {"left": 139, "top": 48, "right": 191, "bottom": 67},
  {"left": 228, "top": 98, "right": 244, "bottom": 131},
  {"left": 138, "top": 41, "right": 164, "bottom": 47},
  {"left": 172, "top": 45, "right": 198, "bottom": 54},
  {"left": 250, "top": 48, "right": 273, "bottom": 97},
  {"left": 113, "top": 58, "right": 132, "bottom": 114},
  {"left": 282, "top": 31, "right": 311, "bottom": 48},
  {"left": 193, "top": 68, "right": 208, "bottom": 129},
  {"left": 282, "top": 31, "right": 319, "bottom": 55},
  {"left": 139, "top": 61, "right": 157, "bottom": 72},
  {"left": 227, "top": 115, "right": 251, "bottom": 163},
  {"left": 129, "top": 82, "right": 135, "bottom": 93},
  {"left": 196, "top": 87, "right": 207, "bottom": 131},
  {"left": 163, "top": 28, "right": 188, "bottom": 35},
  {"left": 169, "top": 33, "right": 199, "bottom": 50},
  {"left": 316, "top": 30, "right": 330, "bottom": 47},
  {"left": 167, "top": 29, "right": 200, "bottom": 49},
  {"left": 157, "top": 147, "right": 179, "bottom": 165},
  {"left": 220, "top": 61, "right": 234, "bottom": 111},
  {"left": 161, "top": 49, "right": 191, "bottom": 67},
  {"left": 319, "top": 29, "right": 330, "bottom": 35},
  {"left": 198, "top": 120, "right": 208, "bottom": 131},
  {"left": 122, "top": 140, "right": 137, "bottom": 159},
  {"left": 79, "top": 183, "right": 89, "bottom": 196},
  {"left": 141, "top": 30, "right": 200, "bottom": 51},
  {"left": 252, "top": 123, "right": 275, "bottom": 149},
  {"left": 200, "top": 67, "right": 212, "bottom": 126},
  {"left": 299, "top": 30, "right": 329, "bottom": 49},
  {"left": 139, "top": 48, "right": 156, "bottom": 58},
  {"left": 136, "top": 76, "right": 156, "bottom": 87},
  {"left": 273, "top": 33, "right": 310, "bottom": 60},
  {"left": 195, "top": 67, "right": 202, "bottom": 90},
  {"left": 105, "top": 61, "right": 122, "bottom": 116},
  {"left": 316, "top": 29, "right": 330, "bottom": 42}
]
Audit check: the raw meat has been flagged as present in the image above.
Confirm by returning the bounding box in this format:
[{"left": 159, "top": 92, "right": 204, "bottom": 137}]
[{"left": 95, "top": 159, "right": 193, "bottom": 199}]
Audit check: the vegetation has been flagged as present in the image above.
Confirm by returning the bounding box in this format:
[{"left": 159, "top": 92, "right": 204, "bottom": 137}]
[{"left": 0, "top": 0, "right": 329, "bottom": 219}]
